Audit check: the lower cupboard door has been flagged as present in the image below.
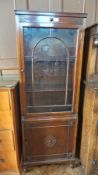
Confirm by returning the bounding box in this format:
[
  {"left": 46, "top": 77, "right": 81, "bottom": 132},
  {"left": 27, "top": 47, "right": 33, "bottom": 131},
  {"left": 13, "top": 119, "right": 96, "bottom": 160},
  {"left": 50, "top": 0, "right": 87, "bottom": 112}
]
[{"left": 23, "top": 119, "right": 77, "bottom": 162}]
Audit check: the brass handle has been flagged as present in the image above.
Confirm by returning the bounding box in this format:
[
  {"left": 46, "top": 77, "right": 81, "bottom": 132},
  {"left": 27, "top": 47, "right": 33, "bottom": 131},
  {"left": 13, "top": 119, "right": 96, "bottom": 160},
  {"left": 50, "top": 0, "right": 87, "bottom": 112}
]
[{"left": 0, "top": 159, "right": 5, "bottom": 163}]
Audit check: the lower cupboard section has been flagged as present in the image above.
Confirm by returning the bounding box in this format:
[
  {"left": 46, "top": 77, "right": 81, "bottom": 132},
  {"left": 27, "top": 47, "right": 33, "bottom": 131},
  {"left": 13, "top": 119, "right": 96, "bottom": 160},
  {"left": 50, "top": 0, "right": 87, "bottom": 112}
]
[{"left": 22, "top": 117, "right": 77, "bottom": 165}]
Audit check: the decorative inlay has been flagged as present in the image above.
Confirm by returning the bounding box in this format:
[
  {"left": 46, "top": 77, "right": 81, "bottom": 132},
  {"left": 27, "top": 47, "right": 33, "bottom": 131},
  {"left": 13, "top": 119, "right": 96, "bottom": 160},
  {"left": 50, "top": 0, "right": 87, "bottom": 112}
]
[{"left": 44, "top": 135, "right": 56, "bottom": 147}]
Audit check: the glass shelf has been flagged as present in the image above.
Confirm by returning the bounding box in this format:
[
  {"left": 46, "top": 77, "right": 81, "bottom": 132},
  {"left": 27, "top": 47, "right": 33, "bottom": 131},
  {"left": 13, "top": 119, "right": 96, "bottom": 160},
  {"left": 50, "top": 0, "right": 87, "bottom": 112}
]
[
  {"left": 27, "top": 105, "right": 72, "bottom": 113},
  {"left": 25, "top": 87, "right": 73, "bottom": 92},
  {"left": 26, "top": 89, "right": 66, "bottom": 92},
  {"left": 24, "top": 56, "right": 75, "bottom": 62}
]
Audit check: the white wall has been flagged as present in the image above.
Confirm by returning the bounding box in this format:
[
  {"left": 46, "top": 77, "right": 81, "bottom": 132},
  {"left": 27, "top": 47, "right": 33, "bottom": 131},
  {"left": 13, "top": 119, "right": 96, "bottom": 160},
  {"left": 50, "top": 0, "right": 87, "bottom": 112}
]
[
  {"left": 96, "top": 0, "right": 98, "bottom": 23},
  {"left": 0, "top": 0, "right": 98, "bottom": 70},
  {"left": 85, "top": 0, "right": 96, "bottom": 27},
  {"left": 0, "top": 0, "right": 17, "bottom": 59},
  {"left": 63, "top": 0, "right": 85, "bottom": 13}
]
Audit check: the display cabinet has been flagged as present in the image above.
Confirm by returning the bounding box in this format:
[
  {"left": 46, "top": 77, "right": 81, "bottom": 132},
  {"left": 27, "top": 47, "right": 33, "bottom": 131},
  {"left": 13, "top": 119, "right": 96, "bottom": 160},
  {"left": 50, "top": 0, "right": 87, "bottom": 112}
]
[{"left": 15, "top": 11, "right": 86, "bottom": 169}]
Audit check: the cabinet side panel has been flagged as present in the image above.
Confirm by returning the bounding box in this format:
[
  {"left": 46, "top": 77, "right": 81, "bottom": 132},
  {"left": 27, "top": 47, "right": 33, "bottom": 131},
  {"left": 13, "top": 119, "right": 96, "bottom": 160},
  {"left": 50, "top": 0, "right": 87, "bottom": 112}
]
[
  {"left": 80, "top": 87, "right": 95, "bottom": 174},
  {"left": 73, "top": 30, "right": 85, "bottom": 113},
  {"left": 86, "top": 35, "right": 97, "bottom": 80},
  {"left": 9, "top": 85, "right": 22, "bottom": 171}
]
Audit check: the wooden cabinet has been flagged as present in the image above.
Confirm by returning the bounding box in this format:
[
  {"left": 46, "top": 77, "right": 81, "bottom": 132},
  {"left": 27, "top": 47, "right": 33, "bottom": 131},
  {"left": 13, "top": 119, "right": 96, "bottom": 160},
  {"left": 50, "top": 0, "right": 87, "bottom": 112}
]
[
  {"left": 81, "top": 84, "right": 98, "bottom": 175},
  {"left": 80, "top": 25, "right": 98, "bottom": 174},
  {"left": 0, "top": 81, "right": 21, "bottom": 173},
  {"left": 82, "top": 24, "right": 98, "bottom": 80},
  {"left": 0, "top": 130, "right": 15, "bottom": 151},
  {"left": 0, "top": 91, "right": 11, "bottom": 110},
  {"left": 15, "top": 11, "right": 86, "bottom": 169},
  {"left": 23, "top": 117, "right": 77, "bottom": 164}
]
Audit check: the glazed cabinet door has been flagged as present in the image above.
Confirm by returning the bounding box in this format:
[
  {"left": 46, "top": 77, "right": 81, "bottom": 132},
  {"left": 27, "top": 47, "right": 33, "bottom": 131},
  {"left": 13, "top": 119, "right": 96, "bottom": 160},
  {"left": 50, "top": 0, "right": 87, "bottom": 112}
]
[
  {"left": 23, "top": 118, "right": 77, "bottom": 162},
  {"left": 22, "top": 27, "right": 78, "bottom": 114},
  {"left": 16, "top": 12, "right": 86, "bottom": 116}
]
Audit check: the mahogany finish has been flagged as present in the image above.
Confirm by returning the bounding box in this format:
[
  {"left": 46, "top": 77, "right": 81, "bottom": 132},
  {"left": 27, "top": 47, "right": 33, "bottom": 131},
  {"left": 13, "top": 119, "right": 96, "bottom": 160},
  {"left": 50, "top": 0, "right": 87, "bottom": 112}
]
[{"left": 15, "top": 11, "right": 86, "bottom": 169}]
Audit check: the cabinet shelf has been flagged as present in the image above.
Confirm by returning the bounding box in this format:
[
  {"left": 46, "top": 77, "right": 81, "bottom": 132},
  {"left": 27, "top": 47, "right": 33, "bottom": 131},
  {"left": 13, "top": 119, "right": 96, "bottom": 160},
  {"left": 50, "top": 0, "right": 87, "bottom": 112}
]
[
  {"left": 25, "top": 88, "right": 72, "bottom": 92},
  {"left": 27, "top": 104, "right": 72, "bottom": 108},
  {"left": 26, "top": 88, "right": 65, "bottom": 92},
  {"left": 27, "top": 105, "right": 72, "bottom": 113},
  {"left": 24, "top": 56, "right": 75, "bottom": 62}
]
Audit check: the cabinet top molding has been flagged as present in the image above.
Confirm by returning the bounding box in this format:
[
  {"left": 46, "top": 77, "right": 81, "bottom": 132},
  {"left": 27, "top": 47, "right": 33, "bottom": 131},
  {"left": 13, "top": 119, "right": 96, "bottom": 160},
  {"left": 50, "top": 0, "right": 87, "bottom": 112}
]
[{"left": 15, "top": 10, "right": 87, "bottom": 18}]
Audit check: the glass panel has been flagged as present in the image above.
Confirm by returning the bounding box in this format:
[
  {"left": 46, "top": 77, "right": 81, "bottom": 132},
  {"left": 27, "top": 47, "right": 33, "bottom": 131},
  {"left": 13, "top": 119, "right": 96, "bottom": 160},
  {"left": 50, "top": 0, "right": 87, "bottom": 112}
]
[{"left": 23, "top": 27, "right": 77, "bottom": 113}]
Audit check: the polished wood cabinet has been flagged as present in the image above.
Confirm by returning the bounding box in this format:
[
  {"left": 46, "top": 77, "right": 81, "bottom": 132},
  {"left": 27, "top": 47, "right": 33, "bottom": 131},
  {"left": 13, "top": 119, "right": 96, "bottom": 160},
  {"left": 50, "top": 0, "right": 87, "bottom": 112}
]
[
  {"left": 23, "top": 116, "right": 77, "bottom": 164},
  {"left": 15, "top": 11, "right": 86, "bottom": 169},
  {"left": 0, "top": 81, "right": 21, "bottom": 173},
  {"left": 80, "top": 24, "right": 98, "bottom": 174}
]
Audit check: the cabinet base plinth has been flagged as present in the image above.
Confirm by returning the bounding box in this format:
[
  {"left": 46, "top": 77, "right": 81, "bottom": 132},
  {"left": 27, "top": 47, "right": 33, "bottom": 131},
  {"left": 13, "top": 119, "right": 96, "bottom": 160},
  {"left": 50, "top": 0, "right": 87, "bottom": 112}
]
[{"left": 22, "top": 157, "right": 76, "bottom": 170}]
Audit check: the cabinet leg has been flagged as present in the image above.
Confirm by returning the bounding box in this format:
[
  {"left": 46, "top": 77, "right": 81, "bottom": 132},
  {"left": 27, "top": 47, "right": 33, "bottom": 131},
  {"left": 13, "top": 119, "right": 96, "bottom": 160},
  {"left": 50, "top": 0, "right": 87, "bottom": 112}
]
[
  {"left": 70, "top": 159, "right": 81, "bottom": 168},
  {"left": 23, "top": 167, "right": 28, "bottom": 172}
]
